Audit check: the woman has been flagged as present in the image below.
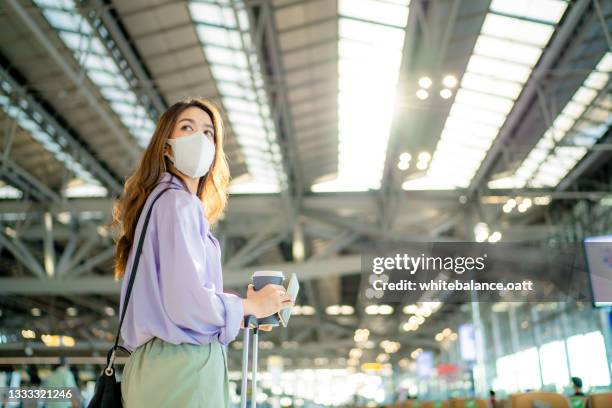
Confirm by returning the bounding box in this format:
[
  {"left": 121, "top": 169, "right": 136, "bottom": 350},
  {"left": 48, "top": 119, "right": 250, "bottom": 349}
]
[{"left": 111, "top": 97, "right": 292, "bottom": 407}]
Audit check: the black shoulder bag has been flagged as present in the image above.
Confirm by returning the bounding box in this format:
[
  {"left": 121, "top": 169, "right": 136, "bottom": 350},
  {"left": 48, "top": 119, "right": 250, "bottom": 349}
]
[{"left": 88, "top": 186, "right": 174, "bottom": 408}]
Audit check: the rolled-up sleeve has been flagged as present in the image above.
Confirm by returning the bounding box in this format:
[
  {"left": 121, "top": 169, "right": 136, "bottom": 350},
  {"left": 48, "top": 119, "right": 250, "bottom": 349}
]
[{"left": 155, "top": 190, "right": 243, "bottom": 345}]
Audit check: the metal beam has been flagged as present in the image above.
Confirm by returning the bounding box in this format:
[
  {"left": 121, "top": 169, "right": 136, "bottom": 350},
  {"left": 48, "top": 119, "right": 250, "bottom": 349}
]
[
  {"left": 0, "top": 188, "right": 609, "bottom": 225},
  {"left": 0, "top": 230, "right": 46, "bottom": 278},
  {"left": 302, "top": 207, "right": 463, "bottom": 242},
  {"left": 78, "top": 0, "right": 167, "bottom": 116},
  {"left": 7, "top": 0, "right": 140, "bottom": 165},
  {"left": 42, "top": 211, "right": 55, "bottom": 277},
  {"left": 0, "top": 156, "right": 60, "bottom": 203},
  {"left": 0, "top": 255, "right": 362, "bottom": 294},
  {"left": 0, "top": 65, "right": 123, "bottom": 195},
  {"left": 69, "top": 246, "right": 115, "bottom": 277},
  {"left": 467, "top": 0, "right": 592, "bottom": 195},
  {"left": 56, "top": 231, "right": 79, "bottom": 277},
  {"left": 224, "top": 219, "right": 288, "bottom": 268},
  {"left": 0, "top": 334, "right": 437, "bottom": 359},
  {"left": 246, "top": 0, "right": 305, "bottom": 205},
  {"left": 63, "top": 234, "right": 102, "bottom": 274},
  {"left": 378, "top": 0, "right": 463, "bottom": 235}
]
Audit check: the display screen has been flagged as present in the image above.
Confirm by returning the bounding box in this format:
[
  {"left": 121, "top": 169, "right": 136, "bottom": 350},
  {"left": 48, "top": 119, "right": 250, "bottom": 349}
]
[{"left": 584, "top": 235, "right": 612, "bottom": 308}]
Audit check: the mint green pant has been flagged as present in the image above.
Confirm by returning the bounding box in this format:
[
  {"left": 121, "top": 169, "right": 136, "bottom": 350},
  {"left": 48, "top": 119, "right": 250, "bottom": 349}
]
[{"left": 121, "top": 337, "right": 230, "bottom": 407}]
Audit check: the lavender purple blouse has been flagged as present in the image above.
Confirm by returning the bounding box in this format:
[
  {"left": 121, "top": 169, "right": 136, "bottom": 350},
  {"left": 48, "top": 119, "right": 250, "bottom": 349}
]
[{"left": 118, "top": 171, "right": 244, "bottom": 352}]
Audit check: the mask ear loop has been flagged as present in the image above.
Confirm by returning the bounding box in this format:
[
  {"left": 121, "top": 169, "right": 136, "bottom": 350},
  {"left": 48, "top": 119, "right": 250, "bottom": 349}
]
[{"left": 164, "top": 140, "right": 175, "bottom": 164}]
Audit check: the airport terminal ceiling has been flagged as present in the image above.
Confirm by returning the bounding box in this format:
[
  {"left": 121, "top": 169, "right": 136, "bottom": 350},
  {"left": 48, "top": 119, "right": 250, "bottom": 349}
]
[{"left": 0, "top": 0, "right": 611, "bottom": 373}]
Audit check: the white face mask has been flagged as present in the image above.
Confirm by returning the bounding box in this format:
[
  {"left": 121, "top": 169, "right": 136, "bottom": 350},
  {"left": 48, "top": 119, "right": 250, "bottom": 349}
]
[{"left": 165, "top": 131, "right": 215, "bottom": 178}]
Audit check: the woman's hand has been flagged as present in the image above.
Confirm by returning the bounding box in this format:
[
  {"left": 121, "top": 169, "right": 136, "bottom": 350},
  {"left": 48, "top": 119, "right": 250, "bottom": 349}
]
[
  {"left": 239, "top": 321, "right": 273, "bottom": 331},
  {"left": 242, "top": 283, "right": 293, "bottom": 319}
]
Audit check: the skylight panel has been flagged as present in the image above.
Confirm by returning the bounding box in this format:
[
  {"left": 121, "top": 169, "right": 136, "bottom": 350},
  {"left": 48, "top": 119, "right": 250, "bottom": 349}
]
[
  {"left": 490, "top": 0, "right": 567, "bottom": 24},
  {"left": 210, "top": 65, "right": 251, "bottom": 83},
  {"left": 64, "top": 181, "right": 108, "bottom": 198},
  {"left": 338, "top": 0, "right": 410, "bottom": 27},
  {"left": 338, "top": 18, "right": 406, "bottom": 49},
  {"left": 204, "top": 46, "right": 249, "bottom": 68},
  {"left": 99, "top": 87, "right": 137, "bottom": 104},
  {"left": 461, "top": 73, "right": 523, "bottom": 100},
  {"left": 312, "top": 0, "right": 410, "bottom": 192},
  {"left": 489, "top": 51, "right": 611, "bottom": 189},
  {"left": 553, "top": 115, "right": 575, "bottom": 132},
  {"left": 482, "top": 14, "right": 555, "bottom": 47},
  {"left": 0, "top": 183, "right": 23, "bottom": 200},
  {"left": 199, "top": 27, "right": 246, "bottom": 51},
  {"left": 58, "top": 32, "right": 107, "bottom": 55},
  {"left": 34, "top": 0, "right": 156, "bottom": 146},
  {"left": 43, "top": 8, "right": 91, "bottom": 33},
  {"left": 436, "top": 144, "right": 486, "bottom": 162},
  {"left": 189, "top": 2, "right": 238, "bottom": 28},
  {"left": 573, "top": 87, "right": 598, "bottom": 105},
  {"left": 188, "top": 1, "right": 285, "bottom": 194},
  {"left": 454, "top": 89, "right": 514, "bottom": 114},
  {"left": 223, "top": 97, "right": 262, "bottom": 115},
  {"left": 227, "top": 111, "right": 266, "bottom": 129},
  {"left": 441, "top": 131, "right": 493, "bottom": 151},
  {"left": 338, "top": 39, "right": 403, "bottom": 65},
  {"left": 474, "top": 36, "right": 543, "bottom": 66},
  {"left": 338, "top": 61, "right": 401, "bottom": 88},
  {"left": 585, "top": 72, "right": 608, "bottom": 89},
  {"left": 0, "top": 84, "right": 103, "bottom": 191},
  {"left": 229, "top": 179, "right": 280, "bottom": 194},
  {"left": 83, "top": 55, "right": 121, "bottom": 75},
  {"left": 232, "top": 124, "right": 268, "bottom": 139},
  {"left": 586, "top": 106, "right": 610, "bottom": 123},
  {"left": 83, "top": 70, "right": 118, "bottom": 88},
  {"left": 216, "top": 82, "right": 257, "bottom": 100},
  {"left": 404, "top": 0, "right": 567, "bottom": 191},
  {"left": 467, "top": 55, "right": 532, "bottom": 83},
  {"left": 448, "top": 104, "right": 506, "bottom": 128},
  {"left": 445, "top": 117, "right": 499, "bottom": 138},
  {"left": 563, "top": 101, "right": 587, "bottom": 119}
]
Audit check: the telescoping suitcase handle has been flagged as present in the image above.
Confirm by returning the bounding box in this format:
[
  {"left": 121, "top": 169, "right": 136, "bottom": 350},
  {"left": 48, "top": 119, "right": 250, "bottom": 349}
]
[{"left": 240, "top": 315, "right": 260, "bottom": 408}]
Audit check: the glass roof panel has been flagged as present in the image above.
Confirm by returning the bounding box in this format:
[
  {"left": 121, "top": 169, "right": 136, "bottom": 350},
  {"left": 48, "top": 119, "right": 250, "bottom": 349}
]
[
  {"left": 338, "top": 0, "right": 410, "bottom": 27},
  {"left": 454, "top": 89, "right": 514, "bottom": 114},
  {"left": 197, "top": 25, "right": 243, "bottom": 49},
  {"left": 189, "top": 2, "right": 237, "bottom": 28},
  {"left": 474, "top": 36, "right": 543, "bottom": 66},
  {"left": 482, "top": 14, "right": 555, "bottom": 47},
  {"left": 407, "top": 1, "right": 564, "bottom": 191},
  {"left": 461, "top": 72, "right": 523, "bottom": 100},
  {"left": 34, "top": 0, "right": 156, "bottom": 147},
  {"left": 189, "top": 0, "right": 283, "bottom": 193},
  {"left": 490, "top": 0, "right": 567, "bottom": 24},
  {"left": 0, "top": 87, "right": 100, "bottom": 188},
  {"left": 313, "top": 2, "right": 410, "bottom": 192},
  {"left": 204, "top": 45, "right": 249, "bottom": 69},
  {"left": 467, "top": 55, "right": 532, "bottom": 83},
  {"left": 339, "top": 18, "right": 405, "bottom": 49},
  {"left": 489, "top": 51, "right": 611, "bottom": 189}
]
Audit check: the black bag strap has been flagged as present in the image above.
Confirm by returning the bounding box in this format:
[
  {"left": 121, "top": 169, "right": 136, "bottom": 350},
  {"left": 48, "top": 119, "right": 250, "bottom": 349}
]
[{"left": 105, "top": 184, "right": 177, "bottom": 372}]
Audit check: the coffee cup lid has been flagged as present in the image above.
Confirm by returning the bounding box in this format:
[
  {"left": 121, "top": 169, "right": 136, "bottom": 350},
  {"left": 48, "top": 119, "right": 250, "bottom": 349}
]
[{"left": 252, "top": 270, "right": 284, "bottom": 278}]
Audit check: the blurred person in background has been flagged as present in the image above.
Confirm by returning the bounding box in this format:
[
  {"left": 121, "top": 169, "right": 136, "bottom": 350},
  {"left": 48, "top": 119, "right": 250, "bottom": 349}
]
[
  {"left": 571, "top": 377, "right": 586, "bottom": 397},
  {"left": 43, "top": 357, "right": 78, "bottom": 408}
]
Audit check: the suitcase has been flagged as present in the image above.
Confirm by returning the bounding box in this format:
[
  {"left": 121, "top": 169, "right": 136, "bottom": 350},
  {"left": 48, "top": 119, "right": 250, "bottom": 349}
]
[{"left": 240, "top": 315, "right": 261, "bottom": 408}]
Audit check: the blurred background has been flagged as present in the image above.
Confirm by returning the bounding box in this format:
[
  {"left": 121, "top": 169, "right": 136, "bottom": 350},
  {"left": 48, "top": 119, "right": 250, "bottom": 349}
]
[{"left": 0, "top": 0, "right": 611, "bottom": 406}]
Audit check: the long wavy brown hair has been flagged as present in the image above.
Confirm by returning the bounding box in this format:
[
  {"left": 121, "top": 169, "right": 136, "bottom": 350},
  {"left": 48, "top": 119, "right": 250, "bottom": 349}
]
[{"left": 111, "top": 97, "right": 230, "bottom": 279}]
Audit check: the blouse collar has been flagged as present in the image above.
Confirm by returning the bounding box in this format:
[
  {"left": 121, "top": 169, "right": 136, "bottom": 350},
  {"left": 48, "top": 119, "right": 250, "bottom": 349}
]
[{"left": 159, "top": 171, "right": 192, "bottom": 194}]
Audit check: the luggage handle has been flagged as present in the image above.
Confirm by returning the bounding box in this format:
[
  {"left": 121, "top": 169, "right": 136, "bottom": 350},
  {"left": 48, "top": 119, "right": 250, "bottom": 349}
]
[{"left": 240, "top": 315, "right": 260, "bottom": 408}]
